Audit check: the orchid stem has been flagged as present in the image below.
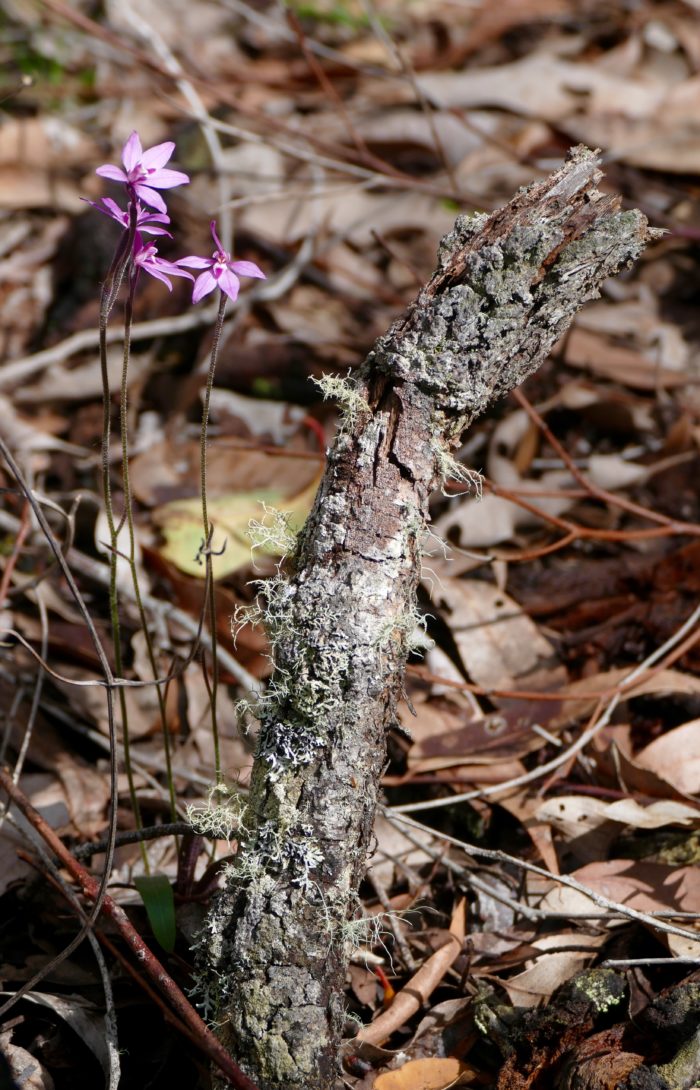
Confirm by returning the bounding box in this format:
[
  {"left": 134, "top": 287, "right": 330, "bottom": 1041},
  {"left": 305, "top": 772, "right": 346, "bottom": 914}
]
[
  {"left": 200, "top": 291, "right": 228, "bottom": 787},
  {"left": 120, "top": 269, "right": 179, "bottom": 837},
  {"left": 98, "top": 202, "right": 146, "bottom": 856}
]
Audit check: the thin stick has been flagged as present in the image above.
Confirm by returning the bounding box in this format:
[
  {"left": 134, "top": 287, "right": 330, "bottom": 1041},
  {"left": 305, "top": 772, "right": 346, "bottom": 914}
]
[
  {"left": 10, "top": 820, "right": 121, "bottom": 1090},
  {"left": 392, "top": 599, "right": 700, "bottom": 813},
  {"left": 512, "top": 387, "right": 696, "bottom": 533},
  {"left": 388, "top": 809, "right": 700, "bottom": 948}
]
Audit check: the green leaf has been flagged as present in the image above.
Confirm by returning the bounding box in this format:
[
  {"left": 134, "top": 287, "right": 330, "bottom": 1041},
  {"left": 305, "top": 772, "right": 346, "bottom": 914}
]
[{"left": 134, "top": 874, "right": 176, "bottom": 953}]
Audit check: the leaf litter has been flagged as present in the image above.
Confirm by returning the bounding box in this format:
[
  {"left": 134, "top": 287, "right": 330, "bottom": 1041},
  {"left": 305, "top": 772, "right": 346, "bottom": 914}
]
[{"left": 1, "top": 1, "right": 700, "bottom": 1088}]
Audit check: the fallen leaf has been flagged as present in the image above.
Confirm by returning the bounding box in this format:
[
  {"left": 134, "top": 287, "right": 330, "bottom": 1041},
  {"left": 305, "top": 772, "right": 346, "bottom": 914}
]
[
  {"left": 500, "top": 932, "right": 605, "bottom": 1008},
  {"left": 550, "top": 668, "right": 700, "bottom": 729},
  {"left": 417, "top": 53, "right": 661, "bottom": 121},
  {"left": 0, "top": 1031, "right": 54, "bottom": 1090},
  {"left": 369, "top": 814, "right": 435, "bottom": 889},
  {"left": 9, "top": 991, "right": 112, "bottom": 1080},
  {"left": 634, "top": 720, "right": 700, "bottom": 795},
  {"left": 564, "top": 328, "right": 689, "bottom": 389},
  {"left": 539, "top": 859, "right": 700, "bottom": 955},
  {"left": 434, "top": 579, "right": 566, "bottom": 693},
  {"left": 373, "top": 1056, "right": 473, "bottom": 1090},
  {"left": 154, "top": 474, "right": 319, "bottom": 578},
  {"left": 536, "top": 796, "right": 700, "bottom": 836},
  {"left": 356, "top": 900, "right": 466, "bottom": 1046},
  {"left": 131, "top": 439, "right": 322, "bottom": 507}
]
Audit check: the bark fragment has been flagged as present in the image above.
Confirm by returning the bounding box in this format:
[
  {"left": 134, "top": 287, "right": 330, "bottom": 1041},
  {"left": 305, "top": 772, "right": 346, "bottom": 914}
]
[{"left": 200, "top": 147, "right": 655, "bottom": 1090}]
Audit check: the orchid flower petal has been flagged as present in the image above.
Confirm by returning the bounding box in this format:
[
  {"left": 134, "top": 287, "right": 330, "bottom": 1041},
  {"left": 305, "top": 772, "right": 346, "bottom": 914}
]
[
  {"left": 145, "top": 167, "right": 190, "bottom": 189},
  {"left": 177, "top": 255, "right": 213, "bottom": 269},
  {"left": 122, "top": 131, "right": 143, "bottom": 172},
  {"left": 143, "top": 266, "right": 175, "bottom": 290},
  {"left": 230, "top": 260, "right": 266, "bottom": 280},
  {"left": 155, "top": 261, "right": 193, "bottom": 279},
  {"left": 218, "top": 268, "right": 241, "bottom": 301},
  {"left": 192, "top": 271, "right": 218, "bottom": 303},
  {"left": 100, "top": 197, "right": 124, "bottom": 218},
  {"left": 133, "top": 184, "right": 168, "bottom": 213},
  {"left": 210, "top": 220, "right": 226, "bottom": 254},
  {"left": 139, "top": 141, "right": 175, "bottom": 171},
  {"left": 96, "top": 165, "right": 128, "bottom": 183}
]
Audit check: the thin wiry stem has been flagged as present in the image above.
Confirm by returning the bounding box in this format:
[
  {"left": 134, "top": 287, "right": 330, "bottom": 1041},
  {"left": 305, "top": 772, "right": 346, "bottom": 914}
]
[
  {"left": 119, "top": 267, "right": 178, "bottom": 827},
  {"left": 98, "top": 201, "right": 145, "bottom": 851},
  {"left": 200, "top": 291, "right": 229, "bottom": 786},
  {"left": 0, "top": 438, "right": 119, "bottom": 1017}
]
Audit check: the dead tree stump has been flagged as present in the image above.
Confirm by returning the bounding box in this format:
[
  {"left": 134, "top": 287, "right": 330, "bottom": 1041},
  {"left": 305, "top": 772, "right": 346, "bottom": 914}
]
[{"left": 200, "top": 147, "right": 655, "bottom": 1090}]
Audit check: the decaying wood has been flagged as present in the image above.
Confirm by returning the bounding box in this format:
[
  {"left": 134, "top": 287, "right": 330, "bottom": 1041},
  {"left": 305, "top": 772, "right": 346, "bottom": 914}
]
[
  {"left": 487, "top": 968, "right": 700, "bottom": 1090},
  {"left": 200, "top": 147, "right": 655, "bottom": 1090}
]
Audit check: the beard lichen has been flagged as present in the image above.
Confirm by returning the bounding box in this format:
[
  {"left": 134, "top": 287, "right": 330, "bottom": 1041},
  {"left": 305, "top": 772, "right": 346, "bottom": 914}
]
[{"left": 312, "top": 371, "right": 370, "bottom": 432}]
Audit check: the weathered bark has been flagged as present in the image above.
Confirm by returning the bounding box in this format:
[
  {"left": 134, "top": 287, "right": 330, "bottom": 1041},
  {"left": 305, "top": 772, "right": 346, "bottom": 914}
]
[{"left": 201, "top": 148, "right": 655, "bottom": 1090}]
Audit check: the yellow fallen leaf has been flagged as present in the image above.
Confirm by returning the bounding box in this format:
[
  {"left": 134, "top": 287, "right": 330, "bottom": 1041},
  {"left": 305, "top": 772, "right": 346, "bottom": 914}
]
[
  {"left": 373, "top": 1057, "right": 471, "bottom": 1090},
  {"left": 154, "top": 475, "right": 320, "bottom": 579}
]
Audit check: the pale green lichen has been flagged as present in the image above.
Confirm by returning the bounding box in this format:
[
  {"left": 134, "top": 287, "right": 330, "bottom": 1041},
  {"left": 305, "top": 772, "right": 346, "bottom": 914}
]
[
  {"left": 654, "top": 1027, "right": 700, "bottom": 1089},
  {"left": 247, "top": 503, "right": 299, "bottom": 560},
  {"left": 375, "top": 601, "right": 432, "bottom": 657},
  {"left": 186, "top": 783, "right": 248, "bottom": 842},
  {"left": 342, "top": 906, "right": 406, "bottom": 961},
  {"left": 432, "top": 437, "right": 483, "bottom": 497},
  {"left": 234, "top": 565, "right": 356, "bottom": 781},
  {"left": 571, "top": 969, "right": 625, "bottom": 1014},
  {"left": 312, "top": 372, "right": 370, "bottom": 431}
]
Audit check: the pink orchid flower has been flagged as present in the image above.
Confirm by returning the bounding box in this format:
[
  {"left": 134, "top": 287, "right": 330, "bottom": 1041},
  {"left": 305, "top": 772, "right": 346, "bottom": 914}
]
[
  {"left": 132, "top": 234, "right": 194, "bottom": 291},
  {"left": 83, "top": 196, "right": 172, "bottom": 237},
  {"left": 178, "top": 221, "right": 266, "bottom": 303},
  {"left": 96, "top": 131, "right": 189, "bottom": 214}
]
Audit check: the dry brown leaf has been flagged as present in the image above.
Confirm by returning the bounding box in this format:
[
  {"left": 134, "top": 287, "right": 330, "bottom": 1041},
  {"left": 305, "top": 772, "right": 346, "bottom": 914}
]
[
  {"left": 400, "top": 696, "right": 542, "bottom": 773},
  {"left": 0, "top": 774, "right": 70, "bottom": 896},
  {"left": 131, "top": 438, "right": 321, "bottom": 507},
  {"left": 0, "top": 117, "right": 96, "bottom": 169},
  {"left": 417, "top": 53, "right": 664, "bottom": 121},
  {"left": 500, "top": 932, "right": 605, "bottom": 1008},
  {"left": 565, "top": 110, "right": 700, "bottom": 174},
  {"left": 14, "top": 992, "right": 112, "bottom": 1081},
  {"left": 634, "top": 720, "right": 700, "bottom": 796},
  {"left": 0, "top": 118, "right": 97, "bottom": 212},
  {"left": 564, "top": 328, "right": 690, "bottom": 389},
  {"left": 373, "top": 1056, "right": 474, "bottom": 1090},
  {"left": 498, "top": 792, "right": 560, "bottom": 875},
  {"left": 369, "top": 814, "right": 435, "bottom": 889},
  {"left": 411, "top": 997, "right": 476, "bottom": 1061},
  {"left": 0, "top": 1034, "right": 54, "bottom": 1090},
  {"left": 434, "top": 579, "right": 566, "bottom": 693},
  {"left": 536, "top": 796, "right": 700, "bottom": 836},
  {"left": 16, "top": 346, "right": 152, "bottom": 404},
  {"left": 551, "top": 668, "right": 700, "bottom": 728},
  {"left": 539, "top": 859, "right": 700, "bottom": 955},
  {"left": 241, "top": 187, "right": 455, "bottom": 249}
]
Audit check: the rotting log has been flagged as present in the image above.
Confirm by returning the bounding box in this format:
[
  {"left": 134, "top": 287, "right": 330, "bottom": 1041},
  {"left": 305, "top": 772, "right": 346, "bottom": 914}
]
[{"left": 200, "top": 147, "right": 656, "bottom": 1090}]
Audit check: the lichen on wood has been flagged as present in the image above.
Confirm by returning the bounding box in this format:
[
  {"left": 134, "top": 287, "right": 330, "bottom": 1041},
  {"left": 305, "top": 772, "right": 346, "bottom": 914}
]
[{"left": 198, "top": 147, "right": 656, "bottom": 1090}]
